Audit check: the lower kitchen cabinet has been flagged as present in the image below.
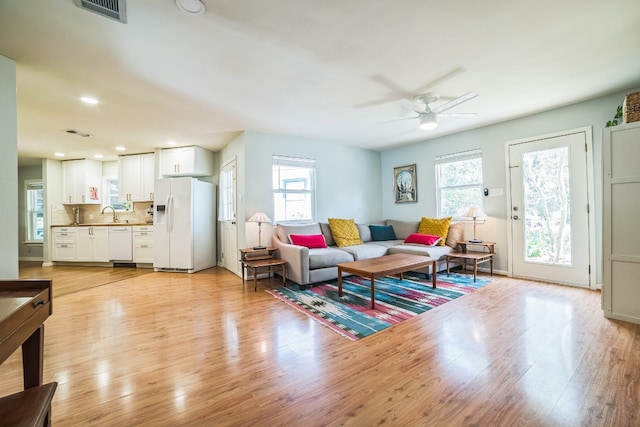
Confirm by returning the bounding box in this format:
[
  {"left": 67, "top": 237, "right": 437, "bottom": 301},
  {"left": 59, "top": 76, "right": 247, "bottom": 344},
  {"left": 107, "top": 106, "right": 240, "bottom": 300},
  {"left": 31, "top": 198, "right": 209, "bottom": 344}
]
[
  {"left": 52, "top": 227, "right": 77, "bottom": 261},
  {"left": 76, "top": 227, "right": 109, "bottom": 262},
  {"left": 133, "top": 226, "right": 154, "bottom": 263},
  {"left": 52, "top": 225, "right": 154, "bottom": 264}
]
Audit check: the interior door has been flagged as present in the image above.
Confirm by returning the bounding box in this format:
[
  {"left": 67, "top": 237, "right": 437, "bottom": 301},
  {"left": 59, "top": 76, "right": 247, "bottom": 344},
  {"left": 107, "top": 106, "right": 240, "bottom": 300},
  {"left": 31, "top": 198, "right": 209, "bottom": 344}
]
[
  {"left": 220, "top": 159, "right": 239, "bottom": 274},
  {"left": 507, "top": 129, "right": 594, "bottom": 287}
]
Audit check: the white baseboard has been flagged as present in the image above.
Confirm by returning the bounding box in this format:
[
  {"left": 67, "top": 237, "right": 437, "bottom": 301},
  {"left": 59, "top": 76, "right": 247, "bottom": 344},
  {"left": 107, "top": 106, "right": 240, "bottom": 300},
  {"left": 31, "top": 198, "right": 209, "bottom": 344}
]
[{"left": 19, "top": 256, "right": 44, "bottom": 262}]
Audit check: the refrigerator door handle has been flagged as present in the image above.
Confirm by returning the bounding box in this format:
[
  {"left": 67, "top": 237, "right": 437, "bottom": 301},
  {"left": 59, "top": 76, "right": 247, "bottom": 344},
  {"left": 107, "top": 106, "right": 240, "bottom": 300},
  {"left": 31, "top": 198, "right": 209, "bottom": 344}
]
[
  {"left": 168, "top": 194, "right": 174, "bottom": 233},
  {"left": 165, "top": 194, "right": 171, "bottom": 234}
]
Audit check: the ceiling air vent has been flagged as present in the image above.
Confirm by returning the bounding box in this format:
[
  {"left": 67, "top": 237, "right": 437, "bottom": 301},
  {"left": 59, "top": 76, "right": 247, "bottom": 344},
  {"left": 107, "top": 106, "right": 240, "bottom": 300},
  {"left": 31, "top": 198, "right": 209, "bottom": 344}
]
[{"left": 74, "top": 0, "right": 127, "bottom": 24}]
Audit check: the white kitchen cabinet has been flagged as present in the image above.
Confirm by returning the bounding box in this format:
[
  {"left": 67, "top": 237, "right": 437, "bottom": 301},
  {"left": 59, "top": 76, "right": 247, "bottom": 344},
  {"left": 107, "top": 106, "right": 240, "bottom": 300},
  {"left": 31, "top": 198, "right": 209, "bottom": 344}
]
[
  {"left": 76, "top": 226, "right": 109, "bottom": 262},
  {"left": 52, "top": 227, "right": 77, "bottom": 261},
  {"left": 118, "top": 153, "right": 155, "bottom": 202},
  {"left": 603, "top": 121, "right": 640, "bottom": 324},
  {"left": 160, "top": 146, "right": 213, "bottom": 177},
  {"left": 132, "top": 226, "right": 154, "bottom": 263},
  {"left": 62, "top": 159, "right": 103, "bottom": 204}
]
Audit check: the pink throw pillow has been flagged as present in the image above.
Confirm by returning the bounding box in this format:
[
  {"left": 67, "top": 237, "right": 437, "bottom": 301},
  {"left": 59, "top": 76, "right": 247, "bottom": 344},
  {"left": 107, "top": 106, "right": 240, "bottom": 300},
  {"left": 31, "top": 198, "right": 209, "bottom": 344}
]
[
  {"left": 404, "top": 233, "right": 441, "bottom": 246},
  {"left": 289, "top": 234, "right": 328, "bottom": 249}
]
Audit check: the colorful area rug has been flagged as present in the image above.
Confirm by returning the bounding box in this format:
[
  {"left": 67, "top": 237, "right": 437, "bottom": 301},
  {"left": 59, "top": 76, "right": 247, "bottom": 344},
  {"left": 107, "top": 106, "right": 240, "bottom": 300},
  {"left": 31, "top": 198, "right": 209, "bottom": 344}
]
[{"left": 266, "top": 273, "right": 491, "bottom": 340}]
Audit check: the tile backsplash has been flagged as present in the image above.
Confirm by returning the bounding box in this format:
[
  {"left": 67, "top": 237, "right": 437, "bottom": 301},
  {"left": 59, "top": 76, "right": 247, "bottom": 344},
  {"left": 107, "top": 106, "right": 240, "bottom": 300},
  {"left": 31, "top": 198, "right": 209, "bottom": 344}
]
[{"left": 52, "top": 202, "right": 153, "bottom": 225}]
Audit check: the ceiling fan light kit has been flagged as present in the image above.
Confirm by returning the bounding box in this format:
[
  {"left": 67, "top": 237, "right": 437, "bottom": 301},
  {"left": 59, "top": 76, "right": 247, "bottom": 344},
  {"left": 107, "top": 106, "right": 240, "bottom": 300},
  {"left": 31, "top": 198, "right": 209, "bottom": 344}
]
[
  {"left": 383, "top": 91, "right": 478, "bottom": 131},
  {"left": 419, "top": 112, "right": 438, "bottom": 130}
]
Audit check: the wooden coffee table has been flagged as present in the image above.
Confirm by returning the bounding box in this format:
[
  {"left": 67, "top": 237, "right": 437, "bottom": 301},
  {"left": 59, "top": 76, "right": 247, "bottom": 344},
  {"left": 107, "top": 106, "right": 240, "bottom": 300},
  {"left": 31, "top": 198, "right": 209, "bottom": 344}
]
[{"left": 337, "top": 253, "right": 437, "bottom": 309}]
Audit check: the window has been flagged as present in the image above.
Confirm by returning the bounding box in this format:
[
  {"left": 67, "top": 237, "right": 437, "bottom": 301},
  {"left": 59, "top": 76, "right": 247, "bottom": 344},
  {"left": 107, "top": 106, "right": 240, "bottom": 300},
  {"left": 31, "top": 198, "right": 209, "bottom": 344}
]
[
  {"left": 25, "top": 180, "right": 44, "bottom": 242},
  {"left": 219, "top": 160, "right": 236, "bottom": 221},
  {"left": 436, "top": 149, "right": 483, "bottom": 218},
  {"left": 103, "top": 177, "right": 131, "bottom": 211},
  {"left": 273, "top": 156, "right": 316, "bottom": 222}
]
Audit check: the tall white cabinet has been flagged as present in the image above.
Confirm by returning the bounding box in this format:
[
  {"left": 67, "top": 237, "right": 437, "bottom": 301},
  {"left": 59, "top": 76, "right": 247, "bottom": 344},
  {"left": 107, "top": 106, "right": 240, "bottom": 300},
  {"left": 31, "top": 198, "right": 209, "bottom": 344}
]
[{"left": 603, "top": 121, "right": 640, "bottom": 324}]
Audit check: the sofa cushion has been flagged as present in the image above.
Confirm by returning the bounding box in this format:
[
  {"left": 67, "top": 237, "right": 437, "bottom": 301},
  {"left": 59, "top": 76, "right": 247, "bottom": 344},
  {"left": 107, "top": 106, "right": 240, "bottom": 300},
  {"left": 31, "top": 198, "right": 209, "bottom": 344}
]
[
  {"left": 365, "top": 239, "right": 404, "bottom": 249},
  {"left": 276, "top": 223, "right": 322, "bottom": 244},
  {"left": 385, "top": 220, "right": 419, "bottom": 240},
  {"left": 418, "top": 217, "right": 452, "bottom": 246},
  {"left": 369, "top": 224, "right": 397, "bottom": 241},
  {"left": 328, "top": 218, "right": 363, "bottom": 247},
  {"left": 319, "top": 222, "right": 336, "bottom": 246},
  {"left": 308, "top": 247, "right": 354, "bottom": 269},
  {"left": 404, "top": 233, "right": 441, "bottom": 246},
  {"left": 339, "top": 243, "right": 388, "bottom": 260},
  {"left": 388, "top": 243, "right": 453, "bottom": 260},
  {"left": 289, "top": 234, "right": 327, "bottom": 249},
  {"left": 356, "top": 223, "right": 372, "bottom": 242},
  {"left": 445, "top": 222, "right": 464, "bottom": 248}
]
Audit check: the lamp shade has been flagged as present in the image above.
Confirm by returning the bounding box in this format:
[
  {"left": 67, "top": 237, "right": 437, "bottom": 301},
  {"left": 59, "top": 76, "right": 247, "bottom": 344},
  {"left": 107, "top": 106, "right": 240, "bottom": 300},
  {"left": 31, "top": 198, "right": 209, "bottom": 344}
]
[
  {"left": 463, "top": 206, "right": 487, "bottom": 219},
  {"left": 248, "top": 212, "right": 272, "bottom": 224}
]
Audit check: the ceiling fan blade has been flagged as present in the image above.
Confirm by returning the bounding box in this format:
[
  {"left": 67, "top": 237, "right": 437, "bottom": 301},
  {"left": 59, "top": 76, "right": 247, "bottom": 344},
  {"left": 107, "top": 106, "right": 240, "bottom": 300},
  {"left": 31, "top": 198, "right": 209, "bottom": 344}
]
[
  {"left": 354, "top": 75, "right": 414, "bottom": 108},
  {"left": 378, "top": 115, "right": 419, "bottom": 125},
  {"left": 432, "top": 92, "right": 478, "bottom": 114},
  {"left": 438, "top": 112, "right": 478, "bottom": 118},
  {"left": 413, "top": 67, "right": 464, "bottom": 94},
  {"left": 399, "top": 98, "right": 426, "bottom": 114}
]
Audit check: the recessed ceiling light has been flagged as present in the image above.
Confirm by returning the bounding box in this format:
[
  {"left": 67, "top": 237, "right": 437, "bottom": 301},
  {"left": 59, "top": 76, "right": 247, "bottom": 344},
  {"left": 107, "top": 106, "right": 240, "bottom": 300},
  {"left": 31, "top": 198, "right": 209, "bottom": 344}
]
[
  {"left": 54, "top": 152, "right": 65, "bottom": 157},
  {"left": 94, "top": 154, "right": 103, "bottom": 159},
  {"left": 80, "top": 96, "right": 99, "bottom": 105},
  {"left": 115, "top": 146, "right": 126, "bottom": 151},
  {"left": 175, "top": 0, "right": 205, "bottom": 15},
  {"left": 167, "top": 140, "right": 177, "bottom": 146}
]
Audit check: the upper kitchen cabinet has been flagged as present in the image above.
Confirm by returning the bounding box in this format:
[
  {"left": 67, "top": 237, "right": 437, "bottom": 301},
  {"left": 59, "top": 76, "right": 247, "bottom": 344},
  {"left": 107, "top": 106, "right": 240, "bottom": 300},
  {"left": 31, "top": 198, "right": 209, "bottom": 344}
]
[
  {"left": 62, "top": 159, "right": 102, "bottom": 204},
  {"left": 118, "top": 153, "right": 155, "bottom": 202},
  {"left": 160, "top": 146, "right": 213, "bottom": 177}
]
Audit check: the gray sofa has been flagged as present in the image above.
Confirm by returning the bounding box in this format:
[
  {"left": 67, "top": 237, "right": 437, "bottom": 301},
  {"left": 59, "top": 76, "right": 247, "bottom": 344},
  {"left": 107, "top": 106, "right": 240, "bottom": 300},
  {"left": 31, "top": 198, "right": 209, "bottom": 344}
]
[{"left": 271, "top": 219, "right": 464, "bottom": 288}]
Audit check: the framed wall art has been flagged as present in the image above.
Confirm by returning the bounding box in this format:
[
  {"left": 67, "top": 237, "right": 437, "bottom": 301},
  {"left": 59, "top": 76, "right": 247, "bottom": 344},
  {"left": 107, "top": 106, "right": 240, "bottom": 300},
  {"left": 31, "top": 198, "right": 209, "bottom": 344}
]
[{"left": 394, "top": 164, "right": 417, "bottom": 203}]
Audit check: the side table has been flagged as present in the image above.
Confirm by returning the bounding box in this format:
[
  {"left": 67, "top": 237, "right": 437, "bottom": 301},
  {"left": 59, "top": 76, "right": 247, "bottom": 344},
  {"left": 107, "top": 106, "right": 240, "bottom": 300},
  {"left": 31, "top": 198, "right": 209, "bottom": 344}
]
[
  {"left": 445, "top": 241, "right": 495, "bottom": 282},
  {"left": 239, "top": 248, "right": 287, "bottom": 291}
]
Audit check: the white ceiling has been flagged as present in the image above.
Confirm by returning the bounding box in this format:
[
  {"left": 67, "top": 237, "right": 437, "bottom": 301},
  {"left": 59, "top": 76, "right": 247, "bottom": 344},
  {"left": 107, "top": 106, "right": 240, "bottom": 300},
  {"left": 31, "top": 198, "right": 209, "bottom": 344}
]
[{"left": 2, "top": 0, "right": 639, "bottom": 166}]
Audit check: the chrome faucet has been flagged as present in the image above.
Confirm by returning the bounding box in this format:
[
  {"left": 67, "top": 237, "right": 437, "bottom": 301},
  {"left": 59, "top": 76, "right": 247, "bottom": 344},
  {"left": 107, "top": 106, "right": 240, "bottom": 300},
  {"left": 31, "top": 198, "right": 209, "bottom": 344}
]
[{"left": 101, "top": 206, "right": 118, "bottom": 223}]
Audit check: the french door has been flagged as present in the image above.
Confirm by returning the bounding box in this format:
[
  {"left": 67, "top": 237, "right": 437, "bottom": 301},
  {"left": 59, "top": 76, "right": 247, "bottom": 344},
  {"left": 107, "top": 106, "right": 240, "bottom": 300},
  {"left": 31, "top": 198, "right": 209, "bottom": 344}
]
[
  {"left": 220, "top": 158, "right": 239, "bottom": 274},
  {"left": 507, "top": 128, "right": 595, "bottom": 288}
]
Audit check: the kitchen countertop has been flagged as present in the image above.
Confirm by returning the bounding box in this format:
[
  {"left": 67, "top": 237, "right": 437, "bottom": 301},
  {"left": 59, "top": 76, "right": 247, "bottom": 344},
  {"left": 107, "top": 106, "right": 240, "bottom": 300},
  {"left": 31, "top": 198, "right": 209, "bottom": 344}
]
[{"left": 51, "top": 223, "right": 153, "bottom": 227}]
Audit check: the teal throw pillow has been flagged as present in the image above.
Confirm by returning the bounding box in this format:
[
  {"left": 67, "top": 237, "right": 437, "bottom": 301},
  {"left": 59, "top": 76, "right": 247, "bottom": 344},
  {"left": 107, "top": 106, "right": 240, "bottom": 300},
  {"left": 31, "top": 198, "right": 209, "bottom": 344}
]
[{"left": 369, "top": 224, "right": 397, "bottom": 241}]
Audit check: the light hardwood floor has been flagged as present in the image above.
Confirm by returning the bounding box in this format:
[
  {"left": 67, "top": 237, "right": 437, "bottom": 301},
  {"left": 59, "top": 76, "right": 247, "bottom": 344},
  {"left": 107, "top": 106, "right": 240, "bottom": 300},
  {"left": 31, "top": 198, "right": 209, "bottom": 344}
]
[{"left": 1, "top": 264, "right": 639, "bottom": 426}]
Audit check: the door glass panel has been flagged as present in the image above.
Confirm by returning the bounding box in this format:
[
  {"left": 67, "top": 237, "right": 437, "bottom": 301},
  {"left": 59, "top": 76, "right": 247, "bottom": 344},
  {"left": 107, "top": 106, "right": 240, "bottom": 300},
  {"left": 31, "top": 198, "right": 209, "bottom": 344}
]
[{"left": 522, "top": 146, "right": 572, "bottom": 265}]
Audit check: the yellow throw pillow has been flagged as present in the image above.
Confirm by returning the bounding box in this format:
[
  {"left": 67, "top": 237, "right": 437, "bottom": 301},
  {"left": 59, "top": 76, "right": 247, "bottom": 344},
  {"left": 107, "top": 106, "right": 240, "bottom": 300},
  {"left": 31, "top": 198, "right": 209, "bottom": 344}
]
[
  {"left": 417, "top": 216, "right": 452, "bottom": 246},
  {"left": 328, "top": 218, "right": 363, "bottom": 247}
]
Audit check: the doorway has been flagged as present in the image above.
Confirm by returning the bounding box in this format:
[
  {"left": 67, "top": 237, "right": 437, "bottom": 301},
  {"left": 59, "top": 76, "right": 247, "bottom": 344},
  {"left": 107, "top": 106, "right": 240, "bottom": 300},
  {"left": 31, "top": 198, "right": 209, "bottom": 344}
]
[{"left": 506, "top": 127, "right": 595, "bottom": 288}]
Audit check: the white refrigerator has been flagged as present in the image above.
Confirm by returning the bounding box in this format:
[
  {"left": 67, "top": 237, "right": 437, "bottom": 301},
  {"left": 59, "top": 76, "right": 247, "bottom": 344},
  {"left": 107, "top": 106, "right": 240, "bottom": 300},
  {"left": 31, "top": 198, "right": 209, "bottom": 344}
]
[{"left": 153, "top": 177, "right": 216, "bottom": 273}]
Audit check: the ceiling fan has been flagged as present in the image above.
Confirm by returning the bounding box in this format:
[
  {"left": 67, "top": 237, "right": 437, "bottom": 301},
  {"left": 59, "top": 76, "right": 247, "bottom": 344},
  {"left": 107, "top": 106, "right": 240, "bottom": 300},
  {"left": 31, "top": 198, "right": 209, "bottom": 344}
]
[{"left": 383, "top": 91, "right": 479, "bottom": 130}]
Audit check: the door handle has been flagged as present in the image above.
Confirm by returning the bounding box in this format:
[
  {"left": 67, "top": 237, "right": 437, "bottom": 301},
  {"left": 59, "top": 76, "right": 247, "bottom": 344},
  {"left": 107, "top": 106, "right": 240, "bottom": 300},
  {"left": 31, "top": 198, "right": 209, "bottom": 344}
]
[{"left": 513, "top": 215, "right": 520, "bottom": 220}]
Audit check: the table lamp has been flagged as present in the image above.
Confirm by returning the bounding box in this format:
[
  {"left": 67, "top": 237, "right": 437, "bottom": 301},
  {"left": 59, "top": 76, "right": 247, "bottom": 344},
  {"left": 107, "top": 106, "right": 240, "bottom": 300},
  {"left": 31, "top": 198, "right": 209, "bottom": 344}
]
[
  {"left": 248, "top": 212, "right": 272, "bottom": 249},
  {"left": 463, "top": 206, "right": 487, "bottom": 243}
]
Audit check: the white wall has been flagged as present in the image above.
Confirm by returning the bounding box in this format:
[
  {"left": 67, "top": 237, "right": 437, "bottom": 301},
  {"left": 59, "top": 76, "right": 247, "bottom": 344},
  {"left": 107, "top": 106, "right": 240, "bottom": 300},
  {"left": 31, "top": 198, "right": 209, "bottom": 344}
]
[
  {"left": 0, "top": 55, "right": 18, "bottom": 278},
  {"left": 382, "top": 88, "right": 639, "bottom": 282},
  {"left": 232, "top": 131, "right": 382, "bottom": 248}
]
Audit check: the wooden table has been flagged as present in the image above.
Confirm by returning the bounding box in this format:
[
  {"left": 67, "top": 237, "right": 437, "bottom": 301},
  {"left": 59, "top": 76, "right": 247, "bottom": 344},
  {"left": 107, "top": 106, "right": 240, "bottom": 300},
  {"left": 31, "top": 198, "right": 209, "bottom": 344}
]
[
  {"left": 241, "top": 258, "right": 288, "bottom": 291},
  {"left": 445, "top": 241, "right": 495, "bottom": 282},
  {"left": 0, "top": 279, "right": 57, "bottom": 426},
  {"left": 337, "top": 253, "right": 437, "bottom": 309},
  {"left": 0, "top": 279, "right": 52, "bottom": 388}
]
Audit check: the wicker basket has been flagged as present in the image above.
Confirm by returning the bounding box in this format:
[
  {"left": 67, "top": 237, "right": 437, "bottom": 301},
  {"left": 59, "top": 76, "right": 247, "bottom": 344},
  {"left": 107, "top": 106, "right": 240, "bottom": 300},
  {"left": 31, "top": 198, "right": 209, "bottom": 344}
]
[{"left": 623, "top": 91, "right": 640, "bottom": 123}]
